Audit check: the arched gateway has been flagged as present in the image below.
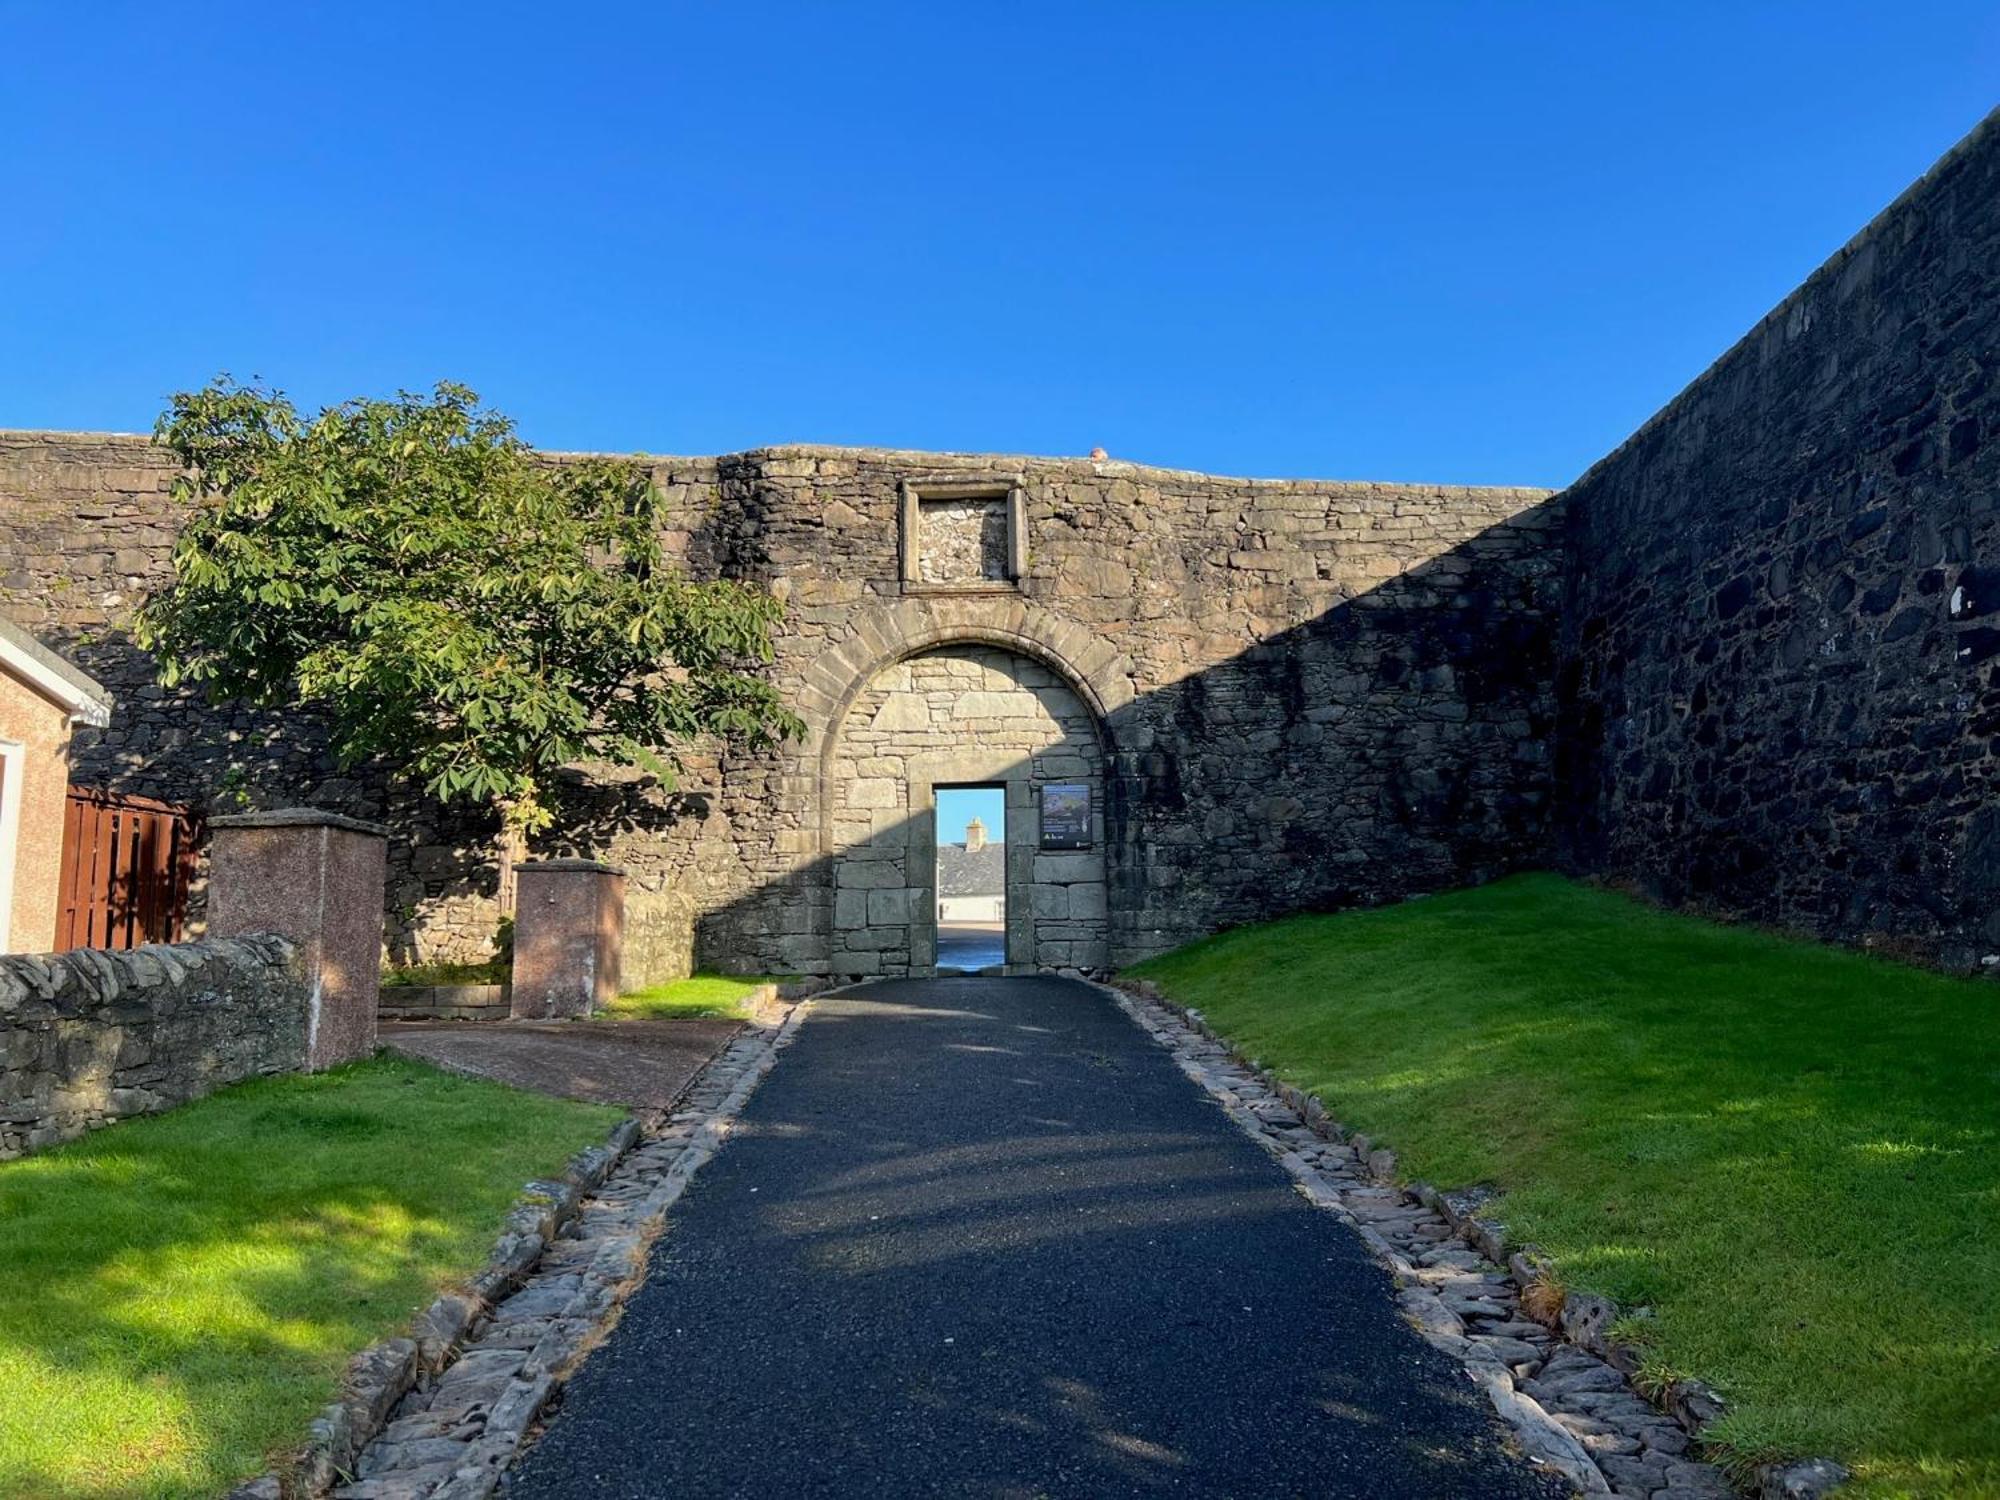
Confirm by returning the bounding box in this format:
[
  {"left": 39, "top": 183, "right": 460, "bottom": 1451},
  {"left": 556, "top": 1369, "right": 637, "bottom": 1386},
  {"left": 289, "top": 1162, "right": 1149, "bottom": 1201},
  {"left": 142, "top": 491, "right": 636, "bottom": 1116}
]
[
  {"left": 824, "top": 642, "right": 1108, "bottom": 979},
  {"left": 802, "top": 600, "right": 1131, "bottom": 981}
]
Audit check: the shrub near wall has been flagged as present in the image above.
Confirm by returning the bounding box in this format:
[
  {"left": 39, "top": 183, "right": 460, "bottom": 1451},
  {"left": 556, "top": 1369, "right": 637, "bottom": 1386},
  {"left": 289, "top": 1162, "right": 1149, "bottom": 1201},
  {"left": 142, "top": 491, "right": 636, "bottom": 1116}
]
[{"left": 0, "top": 936, "right": 306, "bottom": 1158}]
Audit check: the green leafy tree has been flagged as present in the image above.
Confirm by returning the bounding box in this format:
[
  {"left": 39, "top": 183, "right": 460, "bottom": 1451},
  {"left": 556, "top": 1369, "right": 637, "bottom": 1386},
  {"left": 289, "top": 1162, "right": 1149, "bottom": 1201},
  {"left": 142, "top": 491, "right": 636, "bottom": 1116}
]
[{"left": 137, "top": 379, "right": 801, "bottom": 908}]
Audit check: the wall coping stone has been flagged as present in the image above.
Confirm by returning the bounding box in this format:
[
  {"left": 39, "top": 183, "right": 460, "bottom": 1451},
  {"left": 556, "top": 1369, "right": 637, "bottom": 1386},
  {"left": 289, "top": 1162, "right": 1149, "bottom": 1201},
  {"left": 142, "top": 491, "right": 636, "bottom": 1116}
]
[
  {"left": 209, "top": 807, "right": 391, "bottom": 836},
  {"left": 0, "top": 933, "right": 296, "bottom": 1012},
  {"left": 516, "top": 858, "right": 626, "bottom": 875}
]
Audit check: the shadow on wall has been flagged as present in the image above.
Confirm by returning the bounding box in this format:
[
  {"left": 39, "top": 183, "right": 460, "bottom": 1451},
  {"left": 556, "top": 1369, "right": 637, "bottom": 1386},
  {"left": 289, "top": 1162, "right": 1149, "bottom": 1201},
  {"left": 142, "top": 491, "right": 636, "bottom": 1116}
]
[
  {"left": 34, "top": 490, "right": 1563, "bottom": 984},
  {"left": 669, "top": 505, "right": 1563, "bottom": 983}
]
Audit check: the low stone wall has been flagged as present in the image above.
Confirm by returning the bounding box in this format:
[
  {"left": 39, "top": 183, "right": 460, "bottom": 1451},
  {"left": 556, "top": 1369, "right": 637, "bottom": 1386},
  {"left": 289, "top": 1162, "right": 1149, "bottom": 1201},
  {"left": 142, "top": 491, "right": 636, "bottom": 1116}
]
[
  {"left": 0, "top": 936, "right": 306, "bottom": 1158},
  {"left": 378, "top": 983, "right": 512, "bottom": 1022}
]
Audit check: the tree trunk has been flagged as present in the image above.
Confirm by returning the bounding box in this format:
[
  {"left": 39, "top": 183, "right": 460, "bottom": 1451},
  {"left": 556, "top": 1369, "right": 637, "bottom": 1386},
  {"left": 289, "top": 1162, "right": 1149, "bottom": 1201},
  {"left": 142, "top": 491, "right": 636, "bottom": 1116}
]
[{"left": 496, "top": 818, "right": 526, "bottom": 918}]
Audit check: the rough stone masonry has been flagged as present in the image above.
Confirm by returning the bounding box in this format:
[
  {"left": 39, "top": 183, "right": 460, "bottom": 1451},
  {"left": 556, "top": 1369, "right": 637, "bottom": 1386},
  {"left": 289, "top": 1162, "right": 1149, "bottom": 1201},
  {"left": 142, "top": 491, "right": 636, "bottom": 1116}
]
[
  {"left": 2, "top": 105, "right": 1996, "bottom": 984},
  {"left": 0, "top": 936, "right": 305, "bottom": 1158},
  {"left": 0, "top": 439, "right": 1560, "bottom": 985}
]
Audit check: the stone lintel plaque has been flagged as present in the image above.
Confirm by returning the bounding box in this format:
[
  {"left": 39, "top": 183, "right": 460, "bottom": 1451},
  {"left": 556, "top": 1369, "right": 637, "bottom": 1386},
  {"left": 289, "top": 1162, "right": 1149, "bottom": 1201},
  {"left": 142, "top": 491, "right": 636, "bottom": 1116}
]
[
  {"left": 1039, "top": 783, "right": 1091, "bottom": 850},
  {"left": 898, "top": 477, "right": 1027, "bottom": 591}
]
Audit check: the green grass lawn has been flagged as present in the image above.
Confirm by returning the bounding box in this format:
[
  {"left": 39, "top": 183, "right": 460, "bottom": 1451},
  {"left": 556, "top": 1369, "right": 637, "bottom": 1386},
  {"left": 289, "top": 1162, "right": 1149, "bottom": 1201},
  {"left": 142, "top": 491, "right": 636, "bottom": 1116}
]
[
  {"left": 604, "top": 972, "right": 784, "bottom": 1020},
  {"left": 0, "top": 1056, "right": 620, "bottom": 1499},
  {"left": 1128, "top": 872, "right": 2000, "bottom": 1499},
  {"left": 379, "top": 958, "right": 509, "bottom": 987}
]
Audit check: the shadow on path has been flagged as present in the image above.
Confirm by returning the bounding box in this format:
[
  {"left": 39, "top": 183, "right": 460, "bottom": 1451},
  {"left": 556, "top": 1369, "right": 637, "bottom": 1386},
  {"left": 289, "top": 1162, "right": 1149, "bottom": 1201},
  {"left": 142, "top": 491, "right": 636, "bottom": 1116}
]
[{"left": 505, "top": 977, "right": 1564, "bottom": 1499}]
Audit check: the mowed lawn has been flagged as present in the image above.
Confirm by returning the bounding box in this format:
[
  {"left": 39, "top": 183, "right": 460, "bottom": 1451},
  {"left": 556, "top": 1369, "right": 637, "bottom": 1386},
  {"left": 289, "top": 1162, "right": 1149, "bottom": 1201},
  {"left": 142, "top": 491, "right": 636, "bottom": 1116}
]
[
  {"left": 0, "top": 1056, "right": 620, "bottom": 1499},
  {"left": 605, "top": 972, "right": 782, "bottom": 1020},
  {"left": 1128, "top": 873, "right": 2000, "bottom": 1498}
]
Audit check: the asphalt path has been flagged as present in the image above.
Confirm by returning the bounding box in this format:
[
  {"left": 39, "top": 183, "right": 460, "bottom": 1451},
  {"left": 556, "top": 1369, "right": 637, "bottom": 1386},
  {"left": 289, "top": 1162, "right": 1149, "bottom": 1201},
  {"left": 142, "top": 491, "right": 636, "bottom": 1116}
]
[{"left": 505, "top": 976, "right": 1563, "bottom": 1499}]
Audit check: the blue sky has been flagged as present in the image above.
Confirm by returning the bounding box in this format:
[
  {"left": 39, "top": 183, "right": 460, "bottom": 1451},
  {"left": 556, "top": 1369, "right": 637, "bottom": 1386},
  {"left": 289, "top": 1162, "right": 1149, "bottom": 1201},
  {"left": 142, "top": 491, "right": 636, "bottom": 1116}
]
[
  {"left": 2, "top": 4, "right": 1994, "bottom": 487},
  {"left": 936, "top": 787, "right": 1005, "bottom": 848}
]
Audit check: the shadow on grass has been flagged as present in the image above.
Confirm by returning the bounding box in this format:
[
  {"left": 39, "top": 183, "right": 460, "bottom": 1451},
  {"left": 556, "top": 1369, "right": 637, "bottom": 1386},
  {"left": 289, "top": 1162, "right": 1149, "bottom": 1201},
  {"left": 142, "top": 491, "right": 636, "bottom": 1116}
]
[{"left": 0, "top": 1056, "right": 618, "bottom": 1500}]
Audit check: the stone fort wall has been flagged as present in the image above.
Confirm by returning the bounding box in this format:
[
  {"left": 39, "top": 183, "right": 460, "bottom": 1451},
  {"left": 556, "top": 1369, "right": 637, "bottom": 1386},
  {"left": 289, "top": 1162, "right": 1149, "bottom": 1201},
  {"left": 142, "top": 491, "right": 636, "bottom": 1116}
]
[
  {"left": 0, "top": 434, "right": 1561, "bottom": 981},
  {"left": 9, "top": 107, "right": 1992, "bottom": 980},
  {"left": 1557, "top": 106, "right": 2000, "bottom": 968}
]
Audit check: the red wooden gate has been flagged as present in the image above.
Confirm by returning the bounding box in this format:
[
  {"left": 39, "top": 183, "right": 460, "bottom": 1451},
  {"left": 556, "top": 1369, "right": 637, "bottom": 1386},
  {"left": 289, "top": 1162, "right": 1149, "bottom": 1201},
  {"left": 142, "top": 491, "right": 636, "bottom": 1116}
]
[{"left": 55, "top": 788, "right": 199, "bottom": 952}]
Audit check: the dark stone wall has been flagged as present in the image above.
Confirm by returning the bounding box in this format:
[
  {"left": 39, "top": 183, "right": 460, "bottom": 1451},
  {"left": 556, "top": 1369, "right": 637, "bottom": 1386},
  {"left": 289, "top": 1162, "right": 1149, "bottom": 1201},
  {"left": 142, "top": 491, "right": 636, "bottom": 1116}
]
[
  {"left": 1555, "top": 108, "right": 2000, "bottom": 968},
  {"left": 0, "top": 935, "right": 306, "bottom": 1158}
]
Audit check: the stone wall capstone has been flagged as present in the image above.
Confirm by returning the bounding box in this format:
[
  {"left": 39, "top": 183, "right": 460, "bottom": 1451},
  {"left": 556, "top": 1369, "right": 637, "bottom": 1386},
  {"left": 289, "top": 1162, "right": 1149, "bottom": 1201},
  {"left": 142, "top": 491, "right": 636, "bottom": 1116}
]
[
  {"left": 1555, "top": 105, "right": 2000, "bottom": 968},
  {"left": 0, "top": 935, "right": 306, "bottom": 1158}
]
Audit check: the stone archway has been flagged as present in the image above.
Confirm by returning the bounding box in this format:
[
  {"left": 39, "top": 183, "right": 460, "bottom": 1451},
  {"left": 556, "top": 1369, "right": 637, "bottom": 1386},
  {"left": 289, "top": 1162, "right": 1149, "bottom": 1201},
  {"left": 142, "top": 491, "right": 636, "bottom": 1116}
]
[
  {"left": 822, "top": 639, "right": 1114, "bottom": 981},
  {"left": 799, "top": 598, "right": 1133, "bottom": 848}
]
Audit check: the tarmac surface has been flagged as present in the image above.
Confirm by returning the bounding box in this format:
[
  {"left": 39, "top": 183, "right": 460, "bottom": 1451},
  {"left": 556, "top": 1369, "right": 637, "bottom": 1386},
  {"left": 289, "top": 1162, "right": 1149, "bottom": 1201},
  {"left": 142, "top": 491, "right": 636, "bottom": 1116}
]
[{"left": 503, "top": 976, "right": 1564, "bottom": 1498}]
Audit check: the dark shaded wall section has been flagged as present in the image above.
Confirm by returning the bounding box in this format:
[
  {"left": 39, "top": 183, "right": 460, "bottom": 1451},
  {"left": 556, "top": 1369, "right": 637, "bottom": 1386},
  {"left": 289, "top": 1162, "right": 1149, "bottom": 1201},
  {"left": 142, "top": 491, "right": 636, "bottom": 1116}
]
[
  {"left": 671, "top": 452, "right": 1565, "bottom": 975},
  {"left": 1555, "top": 107, "right": 2000, "bottom": 968}
]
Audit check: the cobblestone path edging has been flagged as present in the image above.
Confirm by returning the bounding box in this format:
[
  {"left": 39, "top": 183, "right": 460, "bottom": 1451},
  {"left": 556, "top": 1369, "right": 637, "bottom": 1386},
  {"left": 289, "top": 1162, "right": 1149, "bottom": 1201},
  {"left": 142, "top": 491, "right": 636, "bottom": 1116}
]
[
  {"left": 1101, "top": 980, "right": 1849, "bottom": 1500},
  {"left": 229, "top": 1000, "right": 811, "bottom": 1500}
]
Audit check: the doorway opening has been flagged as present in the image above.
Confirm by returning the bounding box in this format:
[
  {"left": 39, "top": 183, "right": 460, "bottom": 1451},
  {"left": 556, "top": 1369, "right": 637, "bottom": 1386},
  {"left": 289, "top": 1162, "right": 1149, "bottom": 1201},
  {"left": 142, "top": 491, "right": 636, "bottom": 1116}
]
[{"left": 934, "top": 784, "right": 1006, "bottom": 974}]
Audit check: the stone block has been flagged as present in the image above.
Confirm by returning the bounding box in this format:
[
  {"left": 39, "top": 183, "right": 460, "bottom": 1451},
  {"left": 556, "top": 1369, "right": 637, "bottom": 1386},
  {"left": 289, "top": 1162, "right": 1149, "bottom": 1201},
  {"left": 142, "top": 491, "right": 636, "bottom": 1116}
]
[
  {"left": 868, "top": 695, "right": 930, "bottom": 733},
  {"left": 838, "top": 925, "right": 907, "bottom": 952},
  {"left": 1066, "top": 883, "right": 1109, "bottom": 920},
  {"left": 1035, "top": 755, "right": 1091, "bottom": 778},
  {"left": 867, "top": 888, "right": 914, "bottom": 925},
  {"left": 767, "top": 933, "right": 826, "bottom": 966},
  {"left": 836, "top": 861, "right": 905, "bottom": 890},
  {"left": 1031, "top": 886, "right": 1070, "bottom": 919},
  {"left": 510, "top": 861, "right": 625, "bottom": 1020},
  {"left": 1033, "top": 853, "right": 1099, "bottom": 884},
  {"left": 953, "top": 691, "right": 1040, "bottom": 720},
  {"left": 208, "top": 809, "right": 387, "bottom": 1071}
]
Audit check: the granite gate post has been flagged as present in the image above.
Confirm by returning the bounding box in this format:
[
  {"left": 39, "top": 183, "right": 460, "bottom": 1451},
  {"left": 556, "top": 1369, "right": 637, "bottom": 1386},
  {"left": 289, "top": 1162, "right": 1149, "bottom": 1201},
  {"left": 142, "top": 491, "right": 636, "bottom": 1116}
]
[
  {"left": 511, "top": 859, "right": 626, "bottom": 1018},
  {"left": 207, "top": 808, "right": 387, "bottom": 1070}
]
